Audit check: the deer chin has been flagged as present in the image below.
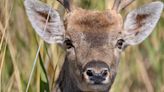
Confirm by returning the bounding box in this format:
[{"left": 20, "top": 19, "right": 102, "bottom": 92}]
[{"left": 77, "top": 81, "right": 111, "bottom": 92}]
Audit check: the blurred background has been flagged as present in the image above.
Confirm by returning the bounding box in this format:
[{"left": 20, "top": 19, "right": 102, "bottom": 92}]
[{"left": 0, "top": 0, "right": 164, "bottom": 92}]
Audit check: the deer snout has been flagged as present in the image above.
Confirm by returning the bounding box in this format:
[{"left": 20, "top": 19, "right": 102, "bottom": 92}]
[
  {"left": 83, "top": 60, "right": 110, "bottom": 85},
  {"left": 85, "top": 69, "right": 108, "bottom": 84}
]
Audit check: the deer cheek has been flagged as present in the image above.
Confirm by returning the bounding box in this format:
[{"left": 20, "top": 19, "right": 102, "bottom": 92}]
[{"left": 66, "top": 48, "right": 76, "bottom": 61}]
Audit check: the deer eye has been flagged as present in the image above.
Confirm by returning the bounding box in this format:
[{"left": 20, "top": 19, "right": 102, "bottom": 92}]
[
  {"left": 64, "top": 38, "right": 74, "bottom": 49},
  {"left": 116, "top": 39, "right": 125, "bottom": 49}
]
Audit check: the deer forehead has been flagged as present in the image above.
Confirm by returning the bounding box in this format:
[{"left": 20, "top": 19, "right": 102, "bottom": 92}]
[
  {"left": 66, "top": 8, "right": 123, "bottom": 31},
  {"left": 65, "top": 8, "right": 123, "bottom": 47}
]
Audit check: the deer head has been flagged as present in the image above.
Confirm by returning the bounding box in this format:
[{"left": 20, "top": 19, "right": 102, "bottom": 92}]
[{"left": 24, "top": 0, "right": 163, "bottom": 92}]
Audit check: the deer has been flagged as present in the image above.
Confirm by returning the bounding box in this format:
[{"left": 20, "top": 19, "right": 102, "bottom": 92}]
[{"left": 24, "top": 0, "right": 163, "bottom": 92}]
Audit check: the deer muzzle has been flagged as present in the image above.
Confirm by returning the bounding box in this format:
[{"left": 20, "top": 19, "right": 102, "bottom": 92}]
[{"left": 83, "top": 60, "right": 110, "bottom": 85}]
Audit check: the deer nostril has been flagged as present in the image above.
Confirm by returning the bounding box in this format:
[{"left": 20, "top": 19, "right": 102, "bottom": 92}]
[
  {"left": 101, "top": 70, "right": 108, "bottom": 77},
  {"left": 86, "top": 69, "right": 94, "bottom": 77}
]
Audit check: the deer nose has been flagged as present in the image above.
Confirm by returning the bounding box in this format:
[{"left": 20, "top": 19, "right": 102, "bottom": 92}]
[
  {"left": 83, "top": 60, "right": 110, "bottom": 84},
  {"left": 86, "top": 69, "right": 108, "bottom": 84}
]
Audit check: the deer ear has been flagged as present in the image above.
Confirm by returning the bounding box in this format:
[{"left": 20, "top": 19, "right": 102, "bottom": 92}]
[
  {"left": 24, "top": 0, "right": 65, "bottom": 44},
  {"left": 123, "top": 1, "right": 163, "bottom": 45}
]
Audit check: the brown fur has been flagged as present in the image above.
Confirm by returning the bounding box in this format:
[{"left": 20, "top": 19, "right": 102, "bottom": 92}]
[
  {"left": 36, "top": 11, "right": 51, "bottom": 22},
  {"left": 136, "top": 14, "right": 149, "bottom": 27},
  {"left": 65, "top": 8, "right": 123, "bottom": 48},
  {"left": 66, "top": 8, "right": 123, "bottom": 32}
]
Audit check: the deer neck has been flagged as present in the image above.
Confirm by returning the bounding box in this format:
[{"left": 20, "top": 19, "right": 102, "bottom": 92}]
[{"left": 56, "top": 57, "right": 82, "bottom": 92}]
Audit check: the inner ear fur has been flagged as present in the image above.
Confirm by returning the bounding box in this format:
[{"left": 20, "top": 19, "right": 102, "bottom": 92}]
[
  {"left": 123, "top": 1, "right": 163, "bottom": 45},
  {"left": 24, "top": 0, "right": 65, "bottom": 44}
]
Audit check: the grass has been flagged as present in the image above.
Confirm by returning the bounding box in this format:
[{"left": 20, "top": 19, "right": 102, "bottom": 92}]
[{"left": 0, "top": 0, "right": 164, "bottom": 92}]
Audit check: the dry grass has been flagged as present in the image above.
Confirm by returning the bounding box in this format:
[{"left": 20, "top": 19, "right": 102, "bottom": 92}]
[{"left": 0, "top": 0, "right": 164, "bottom": 92}]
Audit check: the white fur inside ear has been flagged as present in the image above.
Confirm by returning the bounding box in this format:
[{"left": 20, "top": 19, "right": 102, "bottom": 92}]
[
  {"left": 123, "top": 1, "right": 163, "bottom": 45},
  {"left": 24, "top": 0, "right": 65, "bottom": 44}
]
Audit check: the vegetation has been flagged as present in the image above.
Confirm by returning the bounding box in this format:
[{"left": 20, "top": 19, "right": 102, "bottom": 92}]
[{"left": 0, "top": 0, "right": 164, "bottom": 92}]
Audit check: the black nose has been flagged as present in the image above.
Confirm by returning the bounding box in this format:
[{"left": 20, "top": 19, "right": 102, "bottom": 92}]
[
  {"left": 86, "top": 69, "right": 108, "bottom": 84},
  {"left": 83, "top": 60, "right": 110, "bottom": 84}
]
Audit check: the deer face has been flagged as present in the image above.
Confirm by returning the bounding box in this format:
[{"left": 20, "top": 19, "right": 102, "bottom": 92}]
[
  {"left": 24, "top": 0, "right": 163, "bottom": 91},
  {"left": 63, "top": 9, "right": 123, "bottom": 91}
]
